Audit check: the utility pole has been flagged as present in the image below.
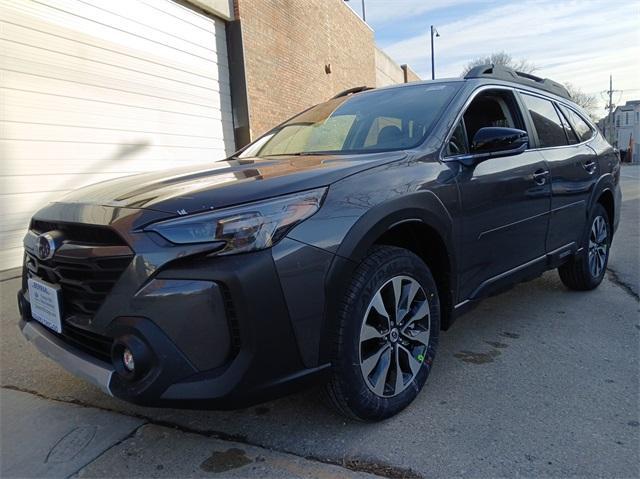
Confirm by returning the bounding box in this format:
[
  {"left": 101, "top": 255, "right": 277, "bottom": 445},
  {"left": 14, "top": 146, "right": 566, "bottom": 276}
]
[
  {"left": 604, "top": 75, "right": 622, "bottom": 144},
  {"left": 430, "top": 25, "right": 439, "bottom": 80},
  {"left": 607, "top": 75, "right": 614, "bottom": 144}
]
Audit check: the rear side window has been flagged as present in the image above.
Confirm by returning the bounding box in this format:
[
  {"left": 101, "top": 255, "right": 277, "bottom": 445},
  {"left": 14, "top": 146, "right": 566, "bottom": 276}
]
[
  {"left": 558, "top": 104, "right": 594, "bottom": 143},
  {"left": 521, "top": 94, "right": 568, "bottom": 148},
  {"left": 557, "top": 109, "right": 579, "bottom": 145}
]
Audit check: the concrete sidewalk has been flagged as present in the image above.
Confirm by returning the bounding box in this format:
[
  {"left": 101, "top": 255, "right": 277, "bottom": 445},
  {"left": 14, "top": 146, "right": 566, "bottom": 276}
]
[
  {"left": 608, "top": 164, "right": 640, "bottom": 298},
  {"left": 1, "top": 388, "right": 376, "bottom": 479}
]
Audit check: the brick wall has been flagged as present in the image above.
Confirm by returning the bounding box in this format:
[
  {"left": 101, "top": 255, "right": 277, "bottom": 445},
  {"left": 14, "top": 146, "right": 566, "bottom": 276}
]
[{"left": 235, "top": 0, "right": 376, "bottom": 138}]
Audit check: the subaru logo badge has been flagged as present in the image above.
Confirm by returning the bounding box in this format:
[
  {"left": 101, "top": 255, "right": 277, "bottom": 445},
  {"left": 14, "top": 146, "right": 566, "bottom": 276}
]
[{"left": 37, "top": 233, "right": 56, "bottom": 261}]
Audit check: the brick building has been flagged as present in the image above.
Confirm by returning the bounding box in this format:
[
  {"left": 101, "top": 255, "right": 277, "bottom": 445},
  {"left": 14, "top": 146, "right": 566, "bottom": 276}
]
[
  {"left": 0, "top": 0, "right": 419, "bottom": 270},
  {"left": 231, "top": 0, "right": 420, "bottom": 142}
]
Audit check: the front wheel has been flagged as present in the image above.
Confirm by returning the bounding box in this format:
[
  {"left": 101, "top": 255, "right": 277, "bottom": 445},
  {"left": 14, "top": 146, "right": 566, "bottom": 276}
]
[
  {"left": 324, "top": 246, "right": 440, "bottom": 421},
  {"left": 558, "top": 203, "right": 611, "bottom": 291}
]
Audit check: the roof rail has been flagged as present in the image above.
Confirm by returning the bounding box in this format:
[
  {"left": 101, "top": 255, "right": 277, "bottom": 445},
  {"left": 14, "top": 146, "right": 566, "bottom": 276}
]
[
  {"left": 331, "top": 86, "right": 374, "bottom": 99},
  {"left": 464, "top": 64, "right": 571, "bottom": 100}
]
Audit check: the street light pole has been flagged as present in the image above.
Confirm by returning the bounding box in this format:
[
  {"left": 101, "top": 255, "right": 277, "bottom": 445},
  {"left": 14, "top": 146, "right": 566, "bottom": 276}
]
[
  {"left": 344, "top": 0, "right": 366, "bottom": 22},
  {"left": 430, "top": 25, "right": 439, "bottom": 80}
]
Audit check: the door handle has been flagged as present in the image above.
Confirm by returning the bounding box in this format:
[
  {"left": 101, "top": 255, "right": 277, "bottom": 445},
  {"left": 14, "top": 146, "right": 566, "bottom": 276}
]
[
  {"left": 583, "top": 160, "right": 597, "bottom": 173},
  {"left": 532, "top": 169, "right": 549, "bottom": 185}
]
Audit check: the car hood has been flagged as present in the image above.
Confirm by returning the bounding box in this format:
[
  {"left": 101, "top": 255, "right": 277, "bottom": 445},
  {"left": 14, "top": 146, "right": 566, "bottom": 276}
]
[{"left": 56, "top": 152, "right": 407, "bottom": 215}]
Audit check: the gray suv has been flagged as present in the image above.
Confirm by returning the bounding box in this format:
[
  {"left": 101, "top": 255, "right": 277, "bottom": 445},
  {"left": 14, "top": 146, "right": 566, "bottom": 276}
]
[{"left": 18, "top": 65, "right": 621, "bottom": 420}]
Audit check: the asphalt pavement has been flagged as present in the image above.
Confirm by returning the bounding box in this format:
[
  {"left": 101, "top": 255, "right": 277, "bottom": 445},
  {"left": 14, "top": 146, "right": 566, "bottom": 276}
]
[
  {"left": 1, "top": 165, "right": 638, "bottom": 479},
  {"left": 609, "top": 164, "right": 640, "bottom": 299}
]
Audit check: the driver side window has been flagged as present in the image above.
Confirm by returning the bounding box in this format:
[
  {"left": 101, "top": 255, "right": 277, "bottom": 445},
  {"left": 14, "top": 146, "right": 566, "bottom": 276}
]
[
  {"left": 463, "top": 90, "right": 524, "bottom": 145},
  {"left": 445, "top": 89, "right": 525, "bottom": 157}
]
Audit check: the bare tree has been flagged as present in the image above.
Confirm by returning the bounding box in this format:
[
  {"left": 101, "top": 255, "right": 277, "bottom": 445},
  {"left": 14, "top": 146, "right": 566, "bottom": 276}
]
[
  {"left": 563, "top": 82, "right": 597, "bottom": 117},
  {"left": 461, "top": 52, "right": 537, "bottom": 76}
]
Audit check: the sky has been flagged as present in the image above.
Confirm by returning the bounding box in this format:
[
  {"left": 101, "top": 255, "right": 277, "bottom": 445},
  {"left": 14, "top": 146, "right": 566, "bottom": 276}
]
[{"left": 346, "top": 0, "right": 640, "bottom": 118}]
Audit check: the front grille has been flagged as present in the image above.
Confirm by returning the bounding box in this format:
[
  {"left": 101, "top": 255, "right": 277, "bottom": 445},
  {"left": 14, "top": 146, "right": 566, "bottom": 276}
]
[
  {"left": 57, "top": 323, "right": 114, "bottom": 361},
  {"left": 24, "top": 222, "right": 133, "bottom": 362},
  {"left": 24, "top": 222, "right": 133, "bottom": 363},
  {"left": 30, "top": 220, "right": 126, "bottom": 246},
  {"left": 26, "top": 251, "right": 132, "bottom": 317}
]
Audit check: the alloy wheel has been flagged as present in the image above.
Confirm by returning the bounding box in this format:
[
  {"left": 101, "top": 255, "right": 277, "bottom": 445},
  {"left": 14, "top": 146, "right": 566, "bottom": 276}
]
[
  {"left": 358, "top": 275, "right": 430, "bottom": 398},
  {"left": 588, "top": 215, "right": 608, "bottom": 278}
]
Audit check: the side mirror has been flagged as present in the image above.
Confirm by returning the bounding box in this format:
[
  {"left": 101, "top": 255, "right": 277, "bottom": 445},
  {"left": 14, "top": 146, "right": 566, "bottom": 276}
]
[
  {"left": 471, "top": 127, "right": 529, "bottom": 155},
  {"left": 456, "top": 127, "right": 528, "bottom": 166}
]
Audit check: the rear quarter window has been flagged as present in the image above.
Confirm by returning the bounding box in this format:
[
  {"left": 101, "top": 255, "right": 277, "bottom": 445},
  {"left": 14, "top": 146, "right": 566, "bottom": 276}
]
[{"left": 559, "top": 104, "right": 594, "bottom": 143}]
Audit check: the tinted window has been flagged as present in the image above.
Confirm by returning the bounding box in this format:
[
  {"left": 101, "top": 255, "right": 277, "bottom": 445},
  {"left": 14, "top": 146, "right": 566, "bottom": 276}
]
[
  {"left": 557, "top": 108, "right": 579, "bottom": 144},
  {"left": 463, "top": 90, "right": 524, "bottom": 146},
  {"left": 239, "top": 83, "right": 460, "bottom": 157},
  {"left": 558, "top": 105, "right": 593, "bottom": 143},
  {"left": 521, "top": 94, "right": 568, "bottom": 148}
]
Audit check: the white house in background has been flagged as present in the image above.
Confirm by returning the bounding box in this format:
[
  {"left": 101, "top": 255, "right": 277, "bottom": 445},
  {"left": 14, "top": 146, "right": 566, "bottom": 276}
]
[{"left": 614, "top": 100, "right": 640, "bottom": 163}]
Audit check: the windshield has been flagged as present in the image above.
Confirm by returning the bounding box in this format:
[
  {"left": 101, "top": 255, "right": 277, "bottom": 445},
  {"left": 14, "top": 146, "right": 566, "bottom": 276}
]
[{"left": 239, "top": 82, "right": 461, "bottom": 158}]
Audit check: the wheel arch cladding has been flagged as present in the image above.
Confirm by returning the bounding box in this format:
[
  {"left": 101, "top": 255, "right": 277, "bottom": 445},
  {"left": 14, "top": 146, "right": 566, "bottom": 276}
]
[
  {"left": 597, "top": 189, "right": 615, "bottom": 233},
  {"left": 321, "top": 191, "right": 456, "bottom": 368},
  {"left": 588, "top": 173, "right": 615, "bottom": 216},
  {"left": 373, "top": 219, "right": 455, "bottom": 330},
  {"left": 334, "top": 190, "right": 454, "bottom": 263}
]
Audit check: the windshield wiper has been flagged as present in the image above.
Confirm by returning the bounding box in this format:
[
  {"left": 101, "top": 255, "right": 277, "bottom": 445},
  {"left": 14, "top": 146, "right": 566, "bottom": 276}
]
[{"left": 261, "top": 151, "right": 342, "bottom": 157}]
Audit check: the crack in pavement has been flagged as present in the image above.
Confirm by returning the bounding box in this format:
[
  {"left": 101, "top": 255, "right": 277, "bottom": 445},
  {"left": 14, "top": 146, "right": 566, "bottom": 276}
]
[
  {"left": 607, "top": 268, "right": 639, "bottom": 301},
  {"left": 1, "top": 385, "right": 423, "bottom": 479},
  {"left": 71, "top": 423, "right": 146, "bottom": 478}
]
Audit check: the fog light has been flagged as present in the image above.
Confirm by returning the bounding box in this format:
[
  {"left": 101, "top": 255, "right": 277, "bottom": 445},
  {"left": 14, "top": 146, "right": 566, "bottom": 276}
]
[{"left": 122, "top": 348, "right": 135, "bottom": 372}]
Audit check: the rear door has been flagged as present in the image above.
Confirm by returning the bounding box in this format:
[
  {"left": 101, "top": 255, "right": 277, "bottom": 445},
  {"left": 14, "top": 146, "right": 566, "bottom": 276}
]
[
  {"left": 446, "top": 87, "right": 552, "bottom": 301},
  {"left": 519, "top": 94, "right": 596, "bottom": 253}
]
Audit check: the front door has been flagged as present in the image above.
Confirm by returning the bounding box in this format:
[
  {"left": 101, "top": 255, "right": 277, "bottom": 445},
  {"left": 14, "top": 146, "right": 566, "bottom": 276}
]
[{"left": 444, "top": 88, "right": 552, "bottom": 301}]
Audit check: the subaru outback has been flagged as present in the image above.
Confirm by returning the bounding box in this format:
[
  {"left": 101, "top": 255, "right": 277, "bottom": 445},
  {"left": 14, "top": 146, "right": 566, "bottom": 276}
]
[{"left": 17, "top": 65, "right": 621, "bottom": 420}]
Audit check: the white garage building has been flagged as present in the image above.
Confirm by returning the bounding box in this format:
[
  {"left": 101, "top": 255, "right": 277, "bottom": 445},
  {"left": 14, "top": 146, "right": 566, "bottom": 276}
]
[
  {"left": 0, "top": 0, "right": 420, "bottom": 272},
  {"left": 0, "top": 0, "right": 235, "bottom": 270}
]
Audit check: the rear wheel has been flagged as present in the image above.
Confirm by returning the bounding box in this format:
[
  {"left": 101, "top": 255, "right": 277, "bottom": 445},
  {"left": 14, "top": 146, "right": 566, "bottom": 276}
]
[
  {"left": 558, "top": 203, "right": 611, "bottom": 291},
  {"left": 324, "top": 246, "right": 440, "bottom": 421}
]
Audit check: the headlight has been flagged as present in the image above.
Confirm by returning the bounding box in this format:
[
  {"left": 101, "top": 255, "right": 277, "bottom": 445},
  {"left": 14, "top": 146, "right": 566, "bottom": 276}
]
[{"left": 146, "top": 187, "right": 327, "bottom": 254}]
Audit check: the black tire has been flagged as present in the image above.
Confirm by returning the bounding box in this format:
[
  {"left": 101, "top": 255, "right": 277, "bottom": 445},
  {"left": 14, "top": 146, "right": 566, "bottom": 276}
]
[
  {"left": 324, "top": 245, "right": 440, "bottom": 421},
  {"left": 558, "top": 202, "right": 611, "bottom": 291}
]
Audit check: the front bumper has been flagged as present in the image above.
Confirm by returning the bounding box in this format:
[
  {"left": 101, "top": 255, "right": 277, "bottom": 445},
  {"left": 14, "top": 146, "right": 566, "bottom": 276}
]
[
  {"left": 18, "top": 203, "right": 335, "bottom": 408},
  {"left": 18, "top": 245, "right": 332, "bottom": 408},
  {"left": 20, "top": 319, "right": 114, "bottom": 396}
]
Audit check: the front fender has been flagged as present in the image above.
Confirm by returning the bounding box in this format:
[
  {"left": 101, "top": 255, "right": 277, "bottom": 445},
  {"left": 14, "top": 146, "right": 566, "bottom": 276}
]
[
  {"left": 316, "top": 190, "right": 457, "bottom": 364},
  {"left": 334, "top": 190, "right": 454, "bottom": 262}
]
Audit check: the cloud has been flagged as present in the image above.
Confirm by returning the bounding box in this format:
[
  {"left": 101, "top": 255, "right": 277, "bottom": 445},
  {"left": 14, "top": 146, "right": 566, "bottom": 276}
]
[
  {"left": 376, "top": 0, "right": 640, "bottom": 112},
  {"left": 351, "top": 0, "right": 480, "bottom": 26}
]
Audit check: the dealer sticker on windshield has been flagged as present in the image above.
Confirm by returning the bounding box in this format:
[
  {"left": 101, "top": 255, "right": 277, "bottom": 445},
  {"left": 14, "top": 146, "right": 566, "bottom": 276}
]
[{"left": 28, "top": 277, "right": 63, "bottom": 334}]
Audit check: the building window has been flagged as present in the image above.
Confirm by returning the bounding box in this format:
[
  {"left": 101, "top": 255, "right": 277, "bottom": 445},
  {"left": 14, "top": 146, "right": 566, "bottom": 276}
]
[
  {"left": 626, "top": 112, "right": 630, "bottom": 125},
  {"left": 616, "top": 116, "right": 620, "bottom": 127}
]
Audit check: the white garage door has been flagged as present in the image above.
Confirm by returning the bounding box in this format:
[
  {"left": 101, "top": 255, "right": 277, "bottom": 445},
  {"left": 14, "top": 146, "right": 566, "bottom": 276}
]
[{"left": 0, "top": 0, "right": 235, "bottom": 270}]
